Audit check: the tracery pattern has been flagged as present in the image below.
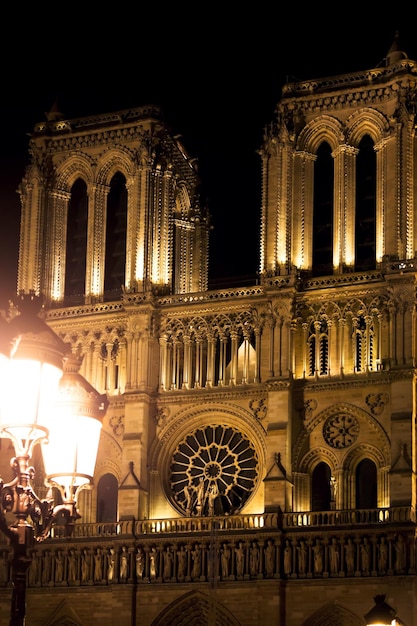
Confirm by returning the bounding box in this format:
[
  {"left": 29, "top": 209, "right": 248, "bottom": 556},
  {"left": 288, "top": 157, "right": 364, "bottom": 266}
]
[
  {"left": 323, "top": 414, "right": 359, "bottom": 449},
  {"left": 160, "top": 310, "right": 259, "bottom": 390},
  {"left": 170, "top": 425, "right": 258, "bottom": 516}
]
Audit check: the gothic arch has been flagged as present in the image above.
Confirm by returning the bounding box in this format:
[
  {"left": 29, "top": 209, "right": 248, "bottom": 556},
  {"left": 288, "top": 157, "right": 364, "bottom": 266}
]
[
  {"left": 54, "top": 153, "right": 95, "bottom": 190},
  {"left": 150, "top": 403, "right": 267, "bottom": 515},
  {"left": 43, "top": 600, "right": 83, "bottom": 626},
  {"left": 345, "top": 107, "right": 390, "bottom": 146},
  {"left": 272, "top": 298, "right": 294, "bottom": 322},
  {"left": 95, "top": 145, "right": 138, "bottom": 185},
  {"left": 96, "top": 472, "right": 119, "bottom": 523},
  {"left": 151, "top": 590, "right": 241, "bottom": 626},
  {"left": 175, "top": 181, "right": 193, "bottom": 218},
  {"left": 292, "top": 402, "right": 391, "bottom": 473},
  {"left": 342, "top": 294, "right": 387, "bottom": 318},
  {"left": 153, "top": 403, "right": 267, "bottom": 471},
  {"left": 160, "top": 310, "right": 260, "bottom": 390},
  {"left": 299, "top": 446, "right": 340, "bottom": 474},
  {"left": 296, "top": 114, "right": 344, "bottom": 153},
  {"left": 163, "top": 317, "right": 187, "bottom": 339},
  {"left": 317, "top": 299, "right": 342, "bottom": 319},
  {"left": 82, "top": 430, "right": 122, "bottom": 522},
  {"left": 95, "top": 429, "right": 123, "bottom": 484},
  {"left": 343, "top": 441, "right": 387, "bottom": 471},
  {"left": 301, "top": 600, "right": 363, "bottom": 626},
  {"left": 188, "top": 316, "right": 210, "bottom": 340},
  {"left": 24, "top": 161, "right": 47, "bottom": 185}
]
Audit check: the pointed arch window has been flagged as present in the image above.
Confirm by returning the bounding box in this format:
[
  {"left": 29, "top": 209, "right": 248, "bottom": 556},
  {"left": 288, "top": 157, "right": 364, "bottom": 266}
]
[
  {"left": 355, "top": 458, "right": 377, "bottom": 509},
  {"left": 65, "top": 178, "right": 88, "bottom": 300},
  {"left": 353, "top": 314, "right": 374, "bottom": 372},
  {"left": 307, "top": 318, "right": 329, "bottom": 376},
  {"left": 311, "top": 461, "right": 331, "bottom": 511},
  {"left": 104, "top": 172, "right": 127, "bottom": 299},
  {"left": 313, "top": 142, "right": 334, "bottom": 276},
  {"left": 97, "top": 473, "right": 118, "bottom": 523},
  {"left": 355, "top": 134, "right": 376, "bottom": 271}
]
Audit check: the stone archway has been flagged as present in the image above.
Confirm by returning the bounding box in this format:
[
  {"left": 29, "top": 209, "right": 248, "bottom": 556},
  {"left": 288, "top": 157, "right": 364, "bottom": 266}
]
[
  {"left": 301, "top": 601, "right": 363, "bottom": 626},
  {"left": 43, "top": 600, "right": 83, "bottom": 626},
  {"left": 150, "top": 589, "right": 241, "bottom": 626}
]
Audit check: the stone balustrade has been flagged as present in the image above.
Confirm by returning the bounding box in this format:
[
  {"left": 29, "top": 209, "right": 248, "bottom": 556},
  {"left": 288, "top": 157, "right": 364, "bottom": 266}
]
[{"left": 0, "top": 508, "right": 414, "bottom": 589}]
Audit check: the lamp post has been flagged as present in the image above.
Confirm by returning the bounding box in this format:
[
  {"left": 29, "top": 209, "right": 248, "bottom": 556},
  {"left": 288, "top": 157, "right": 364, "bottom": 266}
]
[
  {"left": 364, "top": 594, "right": 404, "bottom": 626},
  {"left": 0, "top": 294, "right": 108, "bottom": 626}
]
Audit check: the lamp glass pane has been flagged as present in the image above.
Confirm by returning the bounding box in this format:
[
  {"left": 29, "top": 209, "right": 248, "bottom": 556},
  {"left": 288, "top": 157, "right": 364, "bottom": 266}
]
[
  {"left": 42, "top": 412, "right": 102, "bottom": 488},
  {"left": 1, "top": 359, "right": 62, "bottom": 439}
]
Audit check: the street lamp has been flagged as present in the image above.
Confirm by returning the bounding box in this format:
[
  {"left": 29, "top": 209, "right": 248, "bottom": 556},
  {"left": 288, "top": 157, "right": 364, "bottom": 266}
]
[
  {"left": 364, "top": 594, "right": 404, "bottom": 626},
  {"left": 0, "top": 294, "right": 108, "bottom": 626}
]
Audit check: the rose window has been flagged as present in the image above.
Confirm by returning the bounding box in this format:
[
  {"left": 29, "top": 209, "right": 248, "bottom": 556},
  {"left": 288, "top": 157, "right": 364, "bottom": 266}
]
[
  {"left": 170, "top": 425, "right": 258, "bottom": 516},
  {"left": 323, "top": 414, "right": 359, "bottom": 449}
]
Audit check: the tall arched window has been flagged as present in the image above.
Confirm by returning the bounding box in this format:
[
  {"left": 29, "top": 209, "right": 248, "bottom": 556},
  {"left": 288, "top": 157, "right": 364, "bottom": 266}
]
[
  {"left": 97, "top": 473, "right": 118, "bottom": 523},
  {"left": 313, "top": 142, "right": 333, "bottom": 276},
  {"left": 355, "top": 134, "right": 376, "bottom": 272},
  {"left": 65, "top": 178, "right": 88, "bottom": 300},
  {"left": 355, "top": 458, "right": 377, "bottom": 509},
  {"left": 308, "top": 319, "right": 329, "bottom": 376},
  {"left": 353, "top": 314, "right": 374, "bottom": 373},
  {"left": 104, "top": 172, "right": 127, "bottom": 299},
  {"left": 311, "top": 461, "right": 331, "bottom": 511}
]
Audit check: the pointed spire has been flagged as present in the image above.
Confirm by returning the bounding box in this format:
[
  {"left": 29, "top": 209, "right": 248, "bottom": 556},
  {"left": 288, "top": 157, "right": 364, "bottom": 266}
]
[
  {"left": 45, "top": 98, "right": 65, "bottom": 122},
  {"left": 385, "top": 30, "right": 408, "bottom": 65}
]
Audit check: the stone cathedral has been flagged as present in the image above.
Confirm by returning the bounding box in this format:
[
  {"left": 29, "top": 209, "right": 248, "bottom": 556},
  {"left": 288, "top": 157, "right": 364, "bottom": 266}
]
[{"left": 0, "top": 33, "right": 416, "bottom": 625}]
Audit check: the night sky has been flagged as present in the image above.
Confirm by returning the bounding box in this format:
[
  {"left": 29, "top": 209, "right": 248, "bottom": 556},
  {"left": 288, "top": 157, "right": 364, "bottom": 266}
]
[{"left": 0, "top": 11, "right": 415, "bottom": 310}]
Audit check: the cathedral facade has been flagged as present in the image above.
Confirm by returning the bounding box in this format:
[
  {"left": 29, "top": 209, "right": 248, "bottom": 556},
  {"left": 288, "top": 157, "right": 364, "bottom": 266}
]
[{"left": 0, "top": 34, "right": 416, "bottom": 625}]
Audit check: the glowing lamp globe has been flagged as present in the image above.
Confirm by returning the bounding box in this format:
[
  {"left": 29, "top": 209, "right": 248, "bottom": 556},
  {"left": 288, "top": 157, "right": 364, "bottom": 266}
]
[
  {"left": 1, "top": 296, "right": 66, "bottom": 454},
  {"left": 42, "top": 353, "right": 108, "bottom": 501}
]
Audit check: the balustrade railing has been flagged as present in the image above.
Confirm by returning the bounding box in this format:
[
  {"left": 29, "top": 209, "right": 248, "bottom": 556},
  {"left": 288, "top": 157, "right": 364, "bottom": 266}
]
[
  {"left": 0, "top": 507, "right": 414, "bottom": 590},
  {"left": 0, "top": 524, "right": 413, "bottom": 589},
  {"left": 1, "top": 506, "right": 413, "bottom": 544}
]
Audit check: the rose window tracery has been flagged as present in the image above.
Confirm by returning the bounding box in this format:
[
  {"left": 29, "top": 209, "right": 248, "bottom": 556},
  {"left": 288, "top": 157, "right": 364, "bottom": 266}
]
[
  {"left": 323, "top": 414, "right": 359, "bottom": 449},
  {"left": 170, "top": 425, "right": 258, "bottom": 516}
]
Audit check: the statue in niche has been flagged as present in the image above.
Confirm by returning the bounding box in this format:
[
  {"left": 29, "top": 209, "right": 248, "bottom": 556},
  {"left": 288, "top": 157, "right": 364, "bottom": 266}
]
[
  {"left": 345, "top": 538, "right": 355, "bottom": 576},
  {"left": 191, "top": 544, "right": 202, "bottom": 579},
  {"left": 377, "top": 537, "right": 388, "bottom": 574},
  {"left": 207, "top": 483, "right": 219, "bottom": 516},
  {"left": 195, "top": 478, "right": 205, "bottom": 516},
  {"left": 235, "top": 542, "right": 245, "bottom": 578},
  {"left": 220, "top": 543, "right": 231, "bottom": 578},
  {"left": 360, "top": 538, "right": 370, "bottom": 575},
  {"left": 394, "top": 534, "right": 406, "bottom": 574},
  {"left": 94, "top": 548, "right": 103, "bottom": 582},
  {"left": 135, "top": 547, "right": 145, "bottom": 580},
  {"left": 163, "top": 546, "right": 173, "bottom": 580},
  {"left": 297, "top": 540, "right": 307, "bottom": 576},
  {"left": 329, "top": 538, "right": 339, "bottom": 575},
  {"left": 177, "top": 545, "right": 187, "bottom": 580},
  {"left": 249, "top": 541, "right": 260, "bottom": 577},
  {"left": 184, "top": 483, "right": 194, "bottom": 515},
  {"left": 149, "top": 547, "right": 158, "bottom": 580},
  {"left": 284, "top": 539, "right": 292, "bottom": 576},
  {"left": 81, "top": 549, "right": 91, "bottom": 583},
  {"left": 313, "top": 540, "right": 323, "bottom": 575},
  {"left": 265, "top": 539, "right": 275, "bottom": 577},
  {"left": 119, "top": 546, "right": 129, "bottom": 581},
  {"left": 107, "top": 548, "right": 116, "bottom": 582},
  {"left": 29, "top": 552, "right": 39, "bottom": 586},
  {"left": 68, "top": 549, "right": 77, "bottom": 582}
]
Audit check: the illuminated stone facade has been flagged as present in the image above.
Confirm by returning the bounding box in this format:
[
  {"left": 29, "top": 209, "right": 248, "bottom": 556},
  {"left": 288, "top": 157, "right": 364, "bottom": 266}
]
[{"left": 0, "top": 34, "right": 416, "bottom": 626}]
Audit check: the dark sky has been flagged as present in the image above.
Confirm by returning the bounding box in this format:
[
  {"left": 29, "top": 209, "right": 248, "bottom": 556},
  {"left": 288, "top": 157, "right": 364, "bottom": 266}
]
[{"left": 0, "top": 12, "right": 415, "bottom": 309}]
